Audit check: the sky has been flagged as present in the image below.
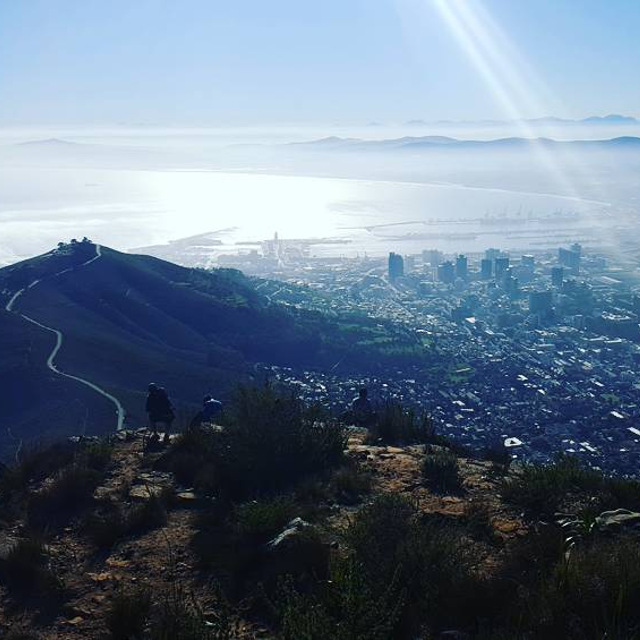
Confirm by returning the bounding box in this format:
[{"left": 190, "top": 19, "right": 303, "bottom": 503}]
[{"left": 1, "top": 0, "right": 639, "bottom": 126}]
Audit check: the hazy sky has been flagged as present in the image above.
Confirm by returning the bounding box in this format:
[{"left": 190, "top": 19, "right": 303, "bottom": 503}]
[{"left": 1, "top": 0, "right": 639, "bottom": 126}]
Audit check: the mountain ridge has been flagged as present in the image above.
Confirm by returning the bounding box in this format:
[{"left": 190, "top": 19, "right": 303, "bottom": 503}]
[
  {"left": 0, "top": 242, "right": 424, "bottom": 458},
  {"left": 292, "top": 134, "right": 640, "bottom": 153}
]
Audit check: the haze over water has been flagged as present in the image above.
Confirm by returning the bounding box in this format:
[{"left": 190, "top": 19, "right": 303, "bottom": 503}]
[{"left": 0, "top": 125, "right": 627, "bottom": 266}]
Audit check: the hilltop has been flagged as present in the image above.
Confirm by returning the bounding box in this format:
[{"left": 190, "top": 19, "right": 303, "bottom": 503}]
[
  {"left": 0, "top": 241, "right": 424, "bottom": 459},
  {"left": 2, "top": 387, "right": 640, "bottom": 639}
]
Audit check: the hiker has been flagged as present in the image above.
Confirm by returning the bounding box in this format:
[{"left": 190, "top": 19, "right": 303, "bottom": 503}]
[
  {"left": 351, "top": 387, "right": 374, "bottom": 427},
  {"left": 190, "top": 394, "right": 223, "bottom": 428},
  {"left": 202, "top": 394, "right": 223, "bottom": 422},
  {"left": 146, "top": 383, "right": 175, "bottom": 435}
]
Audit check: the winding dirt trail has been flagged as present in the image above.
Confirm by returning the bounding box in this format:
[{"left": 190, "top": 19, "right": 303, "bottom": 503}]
[{"left": 4, "top": 243, "right": 125, "bottom": 430}]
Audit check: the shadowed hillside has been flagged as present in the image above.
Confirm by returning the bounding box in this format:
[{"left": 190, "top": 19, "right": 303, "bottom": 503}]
[{"left": 0, "top": 242, "right": 424, "bottom": 458}]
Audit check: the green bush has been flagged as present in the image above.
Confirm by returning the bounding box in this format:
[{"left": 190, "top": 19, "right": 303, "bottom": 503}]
[
  {"left": 126, "top": 494, "right": 168, "bottom": 535},
  {"left": 0, "top": 439, "right": 111, "bottom": 509},
  {"left": 281, "top": 494, "right": 481, "bottom": 638},
  {"left": 0, "top": 536, "right": 61, "bottom": 596},
  {"left": 150, "top": 584, "right": 236, "bottom": 640},
  {"left": 464, "top": 499, "right": 496, "bottom": 542},
  {"left": 27, "top": 464, "right": 102, "bottom": 529},
  {"left": 234, "top": 496, "right": 297, "bottom": 542},
  {"left": 77, "top": 441, "right": 113, "bottom": 472},
  {"left": 366, "top": 402, "right": 435, "bottom": 445},
  {"left": 158, "top": 384, "right": 346, "bottom": 500},
  {"left": 502, "top": 455, "right": 640, "bottom": 517},
  {"left": 3, "top": 623, "right": 43, "bottom": 640},
  {"left": 421, "top": 449, "right": 462, "bottom": 494},
  {"left": 279, "top": 556, "right": 404, "bottom": 640},
  {"left": 329, "top": 463, "right": 372, "bottom": 505},
  {"left": 83, "top": 503, "right": 127, "bottom": 549},
  {"left": 106, "top": 585, "right": 152, "bottom": 640},
  {"left": 493, "top": 535, "right": 640, "bottom": 639}
]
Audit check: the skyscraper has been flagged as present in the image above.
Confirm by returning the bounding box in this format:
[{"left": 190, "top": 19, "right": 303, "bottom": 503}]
[
  {"left": 551, "top": 265, "right": 564, "bottom": 288},
  {"left": 437, "top": 261, "right": 455, "bottom": 284},
  {"left": 388, "top": 252, "right": 404, "bottom": 280},
  {"left": 494, "top": 256, "right": 510, "bottom": 280},
  {"left": 455, "top": 254, "right": 468, "bottom": 279},
  {"left": 559, "top": 247, "right": 580, "bottom": 271},
  {"left": 480, "top": 258, "right": 493, "bottom": 279}
]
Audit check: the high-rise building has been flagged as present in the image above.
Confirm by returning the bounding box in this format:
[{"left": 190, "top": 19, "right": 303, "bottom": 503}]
[
  {"left": 437, "top": 261, "right": 455, "bottom": 284},
  {"left": 455, "top": 254, "right": 468, "bottom": 279},
  {"left": 529, "top": 290, "right": 553, "bottom": 315},
  {"left": 559, "top": 247, "right": 580, "bottom": 271},
  {"left": 521, "top": 255, "right": 535, "bottom": 269},
  {"left": 480, "top": 258, "right": 493, "bottom": 279},
  {"left": 405, "top": 255, "right": 416, "bottom": 272},
  {"left": 551, "top": 265, "right": 564, "bottom": 288},
  {"left": 485, "top": 248, "right": 501, "bottom": 261},
  {"left": 422, "top": 249, "right": 443, "bottom": 267},
  {"left": 503, "top": 268, "right": 519, "bottom": 294},
  {"left": 388, "top": 252, "right": 404, "bottom": 280},
  {"left": 494, "top": 256, "right": 510, "bottom": 280}
]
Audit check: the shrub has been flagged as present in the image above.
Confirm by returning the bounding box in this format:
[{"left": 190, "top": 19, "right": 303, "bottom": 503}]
[
  {"left": 421, "top": 449, "right": 462, "bottom": 494},
  {"left": 464, "top": 498, "right": 496, "bottom": 542},
  {"left": 0, "top": 439, "right": 110, "bottom": 509},
  {"left": 83, "top": 503, "right": 127, "bottom": 549},
  {"left": 158, "top": 384, "right": 346, "bottom": 500},
  {"left": 106, "top": 585, "right": 152, "bottom": 640},
  {"left": 329, "top": 463, "right": 372, "bottom": 505},
  {"left": 27, "top": 464, "right": 102, "bottom": 529},
  {"left": 0, "top": 536, "right": 61, "bottom": 596},
  {"left": 126, "top": 494, "right": 168, "bottom": 534},
  {"left": 502, "top": 455, "right": 640, "bottom": 517},
  {"left": 347, "top": 494, "right": 414, "bottom": 591},
  {"left": 495, "top": 536, "right": 640, "bottom": 639},
  {"left": 150, "top": 584, "right": 236, "bottom": 640},
  {"left": 366, "top": 402, "right": 434, "bottom": 445},
  {"left": 3, "top": 623, "right": 43, "bottom": 640},
  {"left": 77, "top": 441, "right": 113, "bottom": 472},
  {"left": 234, "top": 496, "right": 297, "bottom": 542},
  {"left": 281, "top": 494, "right": 481, "bottom": 637},
  {"left": 279, "top": 556, "right": 404, "bottom": 640}
]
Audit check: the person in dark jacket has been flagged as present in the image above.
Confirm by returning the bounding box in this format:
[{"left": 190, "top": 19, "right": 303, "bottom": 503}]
[
  {"left": 202, "top": 395, "right": 223, "bottom": 422},
  {"left": 190, "top": 394, "right": 223, "bottom": 429},
  {"left": 146, "top": 383, "right": 175, "bottom": 435},
  {"left": 351, "top": 387, "right": 374, "bottom": 427}
]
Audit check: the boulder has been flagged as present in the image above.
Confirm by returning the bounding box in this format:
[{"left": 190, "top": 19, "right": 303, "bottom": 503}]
[
  {"left": 595, "top": 509, "right": 640, "bottom": 532},
  {"left": 264, "top": 518, "right": 329, "bottom": 582}
]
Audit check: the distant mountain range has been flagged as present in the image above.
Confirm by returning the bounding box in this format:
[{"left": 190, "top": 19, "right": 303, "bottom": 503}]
[
  {"left": 404, "top": 114, "right": 639, "bottom": 127},
  {"left": 0, "top": 243, "right": 422, "bottom": 458},
  {"left": 292, "top": 135, "right": 640, "bottom": 153}
]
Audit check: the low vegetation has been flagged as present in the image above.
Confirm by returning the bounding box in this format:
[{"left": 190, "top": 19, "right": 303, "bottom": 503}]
[
  {"left": 365, "top": 401, "right": 435, "bottom": 445},
  {"left": 2, "top": 389, "right": 640, "bottom": 639},
  {"left": 106, "top": 585, "right": 152, "bottom": 640},
  {"left": 0, "top": 536, "right": 62, "bottom": 597},
  {"left": 421, "top": 447, "right": 462, "bottom": 493},
  {"left": 157, "top": 384, "right": 346, "bottom": 500},
  {"left": 502, "top": 454, "right": 640, "bottom": 517}
]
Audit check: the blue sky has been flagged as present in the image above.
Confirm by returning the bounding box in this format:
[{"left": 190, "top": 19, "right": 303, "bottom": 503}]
[{"left": 1, "top": 0, "right": 639, "bottom": 125}]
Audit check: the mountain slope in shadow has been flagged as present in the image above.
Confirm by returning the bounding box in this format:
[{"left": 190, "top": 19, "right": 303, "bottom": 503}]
[{"left": 0, "top": 242, "right": 422, "bottom": 456}]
